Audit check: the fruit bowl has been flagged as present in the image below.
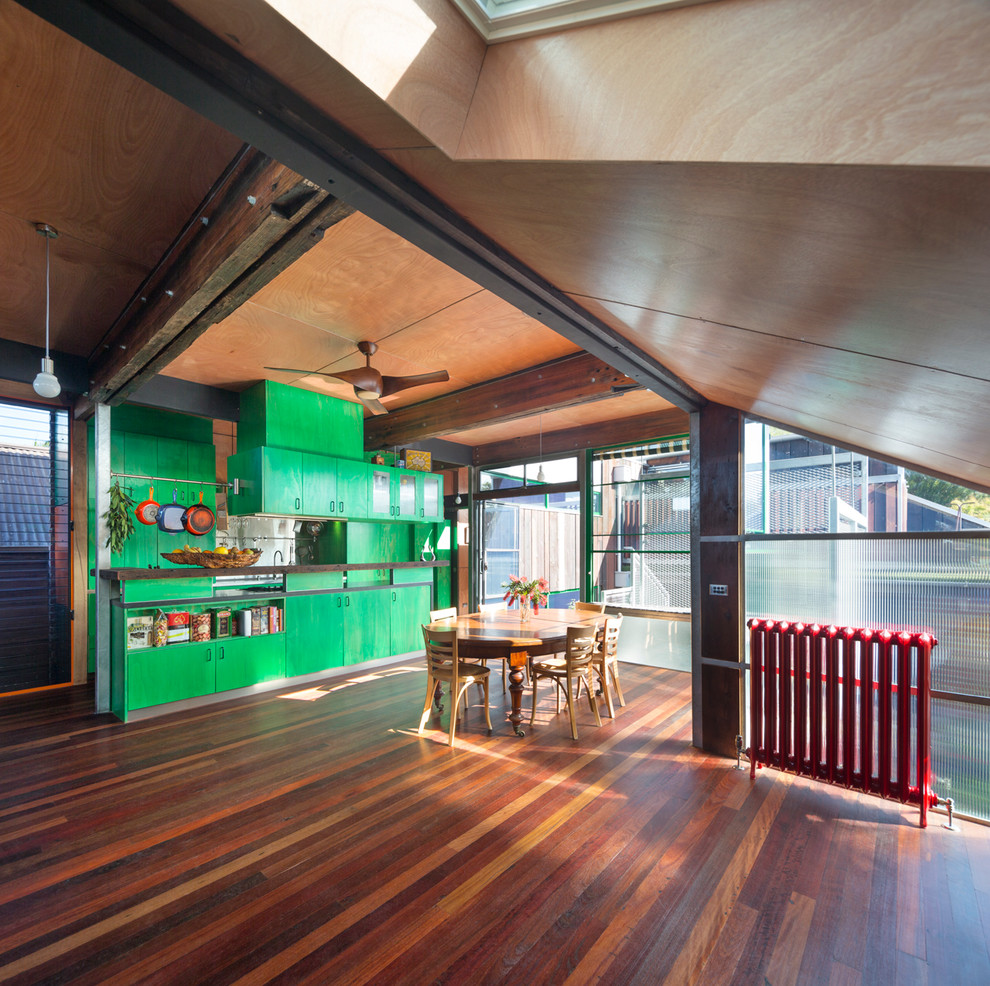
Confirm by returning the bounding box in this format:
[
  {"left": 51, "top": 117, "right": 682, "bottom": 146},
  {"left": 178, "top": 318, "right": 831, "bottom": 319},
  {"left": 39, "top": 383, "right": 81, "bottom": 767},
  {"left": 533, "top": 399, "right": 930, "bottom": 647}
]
[{"left": 161, "top": 549, "right": 262, "bottom": 569}]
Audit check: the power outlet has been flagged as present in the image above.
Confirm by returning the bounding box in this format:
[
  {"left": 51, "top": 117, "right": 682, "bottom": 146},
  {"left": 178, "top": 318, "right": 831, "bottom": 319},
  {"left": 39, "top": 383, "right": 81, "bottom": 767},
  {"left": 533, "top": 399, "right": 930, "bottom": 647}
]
[{"left": 709, "top": 584, "right": 729, "bottom": 596}]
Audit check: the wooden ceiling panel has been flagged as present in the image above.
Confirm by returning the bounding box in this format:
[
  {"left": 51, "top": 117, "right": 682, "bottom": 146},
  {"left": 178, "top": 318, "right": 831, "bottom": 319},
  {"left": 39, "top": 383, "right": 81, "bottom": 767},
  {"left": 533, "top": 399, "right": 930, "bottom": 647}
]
[
  {"left": 374, "top": 289, "right": 580, "bottom": 389},
  {"left": 384, "top": 153, "right": 990, "bottom": 381},
  {"left": 247, "top": 212, "right": 483, "bottom": 343},
  {"left": 0, "top": 212, "right": 148, "bottom": 357},
  {"left": 584, "top": 296, "right": 990, "bottom": 486},
  {"left": 0, "top": 2, "right": 243, "bottom": 267}
]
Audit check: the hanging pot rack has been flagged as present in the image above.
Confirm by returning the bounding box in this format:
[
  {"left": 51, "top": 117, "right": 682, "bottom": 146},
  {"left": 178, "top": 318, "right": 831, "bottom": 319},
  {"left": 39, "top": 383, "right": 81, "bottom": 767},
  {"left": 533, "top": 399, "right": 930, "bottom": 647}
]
[{"left": 109, "top": 469, "right": 235, "bottom": 491}]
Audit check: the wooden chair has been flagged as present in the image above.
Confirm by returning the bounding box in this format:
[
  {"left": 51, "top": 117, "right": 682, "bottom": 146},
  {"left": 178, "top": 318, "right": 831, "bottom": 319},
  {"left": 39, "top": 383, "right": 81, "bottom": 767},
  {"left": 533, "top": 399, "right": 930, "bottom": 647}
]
[
  {"left": 419, "top": 625, "right": 492, "bottom": 746},
  {"left": 573, "top": 600, "right": 605, "bottom": 614},
  {"left": 590, "top": 613, "right": 625, "bottom": 718},
  {"left": 429, "top": 606, "right": 457, "bottom": 622},
  {"left": 529, "top": 624, "right": 601, "bottom": 740}
]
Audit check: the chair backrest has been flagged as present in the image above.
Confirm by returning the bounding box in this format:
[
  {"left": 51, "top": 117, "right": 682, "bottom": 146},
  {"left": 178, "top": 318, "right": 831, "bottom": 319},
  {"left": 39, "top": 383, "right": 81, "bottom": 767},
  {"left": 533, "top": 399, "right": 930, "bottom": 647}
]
[
  {"left": 478, "top": 603, "right": 502, "bottom": 613},
  {"left": 564, "top": 624, "right": 597, "bottom": 668},
  {"left": 598, "top": 613, "right": 623, "bottom": 657},
  {"left": 422, "top": 625, "right": 458, "bottom": 677},
  {"left": 573, "top": 600, "right": 605, "bottom": 614},
  {"left": 430, "top": 606, "right": 457, "bottom": 622}
]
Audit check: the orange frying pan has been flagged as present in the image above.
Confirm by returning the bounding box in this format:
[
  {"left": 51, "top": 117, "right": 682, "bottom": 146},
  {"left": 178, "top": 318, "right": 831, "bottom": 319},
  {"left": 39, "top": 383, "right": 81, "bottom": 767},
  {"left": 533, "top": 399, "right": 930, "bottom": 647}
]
[
  {"left": 135, "top": 486, "right": 159, "bottom": 525},
  {"left": 182, "top": 491, "right": 216, "bottom": 537}
]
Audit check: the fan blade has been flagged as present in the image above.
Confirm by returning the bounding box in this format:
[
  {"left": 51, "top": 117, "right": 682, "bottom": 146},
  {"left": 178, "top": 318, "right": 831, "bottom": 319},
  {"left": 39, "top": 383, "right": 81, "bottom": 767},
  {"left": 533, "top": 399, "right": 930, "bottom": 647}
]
[
  {"left": 380, "top": 369, "right": 450, "bottom": 397},
  {"left": 358, "top": 394, "right": 389, "bottom": 415},
  {"left": 266, "top": 364, "right": 384, "bottom": 394}
]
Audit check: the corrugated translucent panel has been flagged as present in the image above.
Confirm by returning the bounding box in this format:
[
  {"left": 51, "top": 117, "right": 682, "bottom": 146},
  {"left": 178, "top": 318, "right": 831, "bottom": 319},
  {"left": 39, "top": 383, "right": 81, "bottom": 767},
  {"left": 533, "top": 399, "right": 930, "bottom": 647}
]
[
  {"left": 745, "top": 538, "right": 990, "bottom": 698},
  {"left": 746, "top": 536, "right": 990, "bottom": 821},
  {"left": 931, "top": 696, "right": 990, "bottom": 820}
]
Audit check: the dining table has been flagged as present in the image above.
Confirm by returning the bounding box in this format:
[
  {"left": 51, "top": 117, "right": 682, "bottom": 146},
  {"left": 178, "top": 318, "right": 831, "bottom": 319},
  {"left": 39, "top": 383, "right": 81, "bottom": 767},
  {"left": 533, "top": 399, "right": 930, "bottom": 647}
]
[{"left": 425, "top": 607, "right": 607, "bottom": 736}]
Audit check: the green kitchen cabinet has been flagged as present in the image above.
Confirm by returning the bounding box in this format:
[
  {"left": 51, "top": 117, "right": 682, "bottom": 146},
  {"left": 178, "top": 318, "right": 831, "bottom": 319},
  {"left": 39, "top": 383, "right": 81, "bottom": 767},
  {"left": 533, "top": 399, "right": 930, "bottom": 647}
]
[
  {"left": 227, "top": 448, "right": 353, "bottom": 518},
  {"left": 419, "top": 473, "right": 443, "bottom": 521},
  {"left": 215, "top": 633, "right": 285, "bottom": 692},
  {"left": 237, "top": 380, "right": 363, "bottom": 460},
  {"left": 389, "top": 585, "right": 431, "bottom": 656},
  {"left": 286, "top": 593, "right": 344, "bottom": 676},
  {"left": 342, "top": 588, "right": 391, "bottom": 664},
  {"left": 335, "top": 458, "right": 369, "bottom": 519},
  {"left": 227, "top": 446, "right": 302, "bottom": 515},
  {"left": 126, "top": 641, "right": 216, "bottom": 711},
  {"left": 368, "top": 467, "right": 393, "bottom": 520}
]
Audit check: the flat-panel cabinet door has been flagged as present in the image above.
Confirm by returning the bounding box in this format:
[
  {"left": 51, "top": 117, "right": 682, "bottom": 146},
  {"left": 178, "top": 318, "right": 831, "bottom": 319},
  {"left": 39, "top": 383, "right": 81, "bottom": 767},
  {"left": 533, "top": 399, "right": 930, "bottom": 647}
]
[
  {"left": 216, "top": 634, "right": 285, "bottom": 692},
  {"left": 336, "top": 459, "right": 368, "bottom": 519},
  {"left": 390, "top": 585, "right": 431, "bottom": 656},
  {"left": 261, "top": 448, "right": 303, "bottom": 514},
  {"left": 301, "top": 452, "right": 336, "bottom": 516},
  {"left": 286, "top": 593, "right": 343, "bottom": 676},
  {"left": 128, "top": 642, "right": 215, "bottom": 710},
  {"left": 342, "top": 588, "right": 390, "bottom": 664}
]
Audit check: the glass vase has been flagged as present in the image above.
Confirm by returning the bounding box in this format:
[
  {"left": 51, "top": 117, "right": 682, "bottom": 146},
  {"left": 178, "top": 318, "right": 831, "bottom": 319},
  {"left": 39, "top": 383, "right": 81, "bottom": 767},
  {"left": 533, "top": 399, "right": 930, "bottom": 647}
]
[{"left": 519, "top": 598, "right": 532, "bottom": 621}]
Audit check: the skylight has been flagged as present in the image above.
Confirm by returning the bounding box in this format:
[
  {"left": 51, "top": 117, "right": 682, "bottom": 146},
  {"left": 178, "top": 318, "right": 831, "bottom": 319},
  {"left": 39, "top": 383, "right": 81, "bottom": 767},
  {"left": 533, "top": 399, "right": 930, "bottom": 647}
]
[{"left": 450, "top": 0, "right": 720, "bottom": 42}]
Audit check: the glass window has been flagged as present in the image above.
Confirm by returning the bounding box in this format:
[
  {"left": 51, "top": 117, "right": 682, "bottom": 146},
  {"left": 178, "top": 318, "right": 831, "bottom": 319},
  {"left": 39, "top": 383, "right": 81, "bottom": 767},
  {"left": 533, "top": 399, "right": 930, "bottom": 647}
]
[{"left": 590, "top": 438, "right": 690, "bottom": 612}]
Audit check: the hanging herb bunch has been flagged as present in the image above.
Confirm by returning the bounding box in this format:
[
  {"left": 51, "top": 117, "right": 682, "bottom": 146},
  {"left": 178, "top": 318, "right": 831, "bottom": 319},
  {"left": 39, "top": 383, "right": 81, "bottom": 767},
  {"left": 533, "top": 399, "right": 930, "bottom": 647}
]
[{"left": 103, "top": 480, "right": 135, "bottom": 554}]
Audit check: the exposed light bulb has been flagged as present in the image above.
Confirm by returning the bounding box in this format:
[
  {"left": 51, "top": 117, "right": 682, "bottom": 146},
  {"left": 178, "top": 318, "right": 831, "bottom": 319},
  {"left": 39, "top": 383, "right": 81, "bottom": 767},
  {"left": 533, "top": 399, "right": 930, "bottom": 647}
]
[
  {"left": 33, "top": 357, "right": 61, "bottom": 398},
  {"left": 536, "top": 465, "right": 546, "bottom": 483}
]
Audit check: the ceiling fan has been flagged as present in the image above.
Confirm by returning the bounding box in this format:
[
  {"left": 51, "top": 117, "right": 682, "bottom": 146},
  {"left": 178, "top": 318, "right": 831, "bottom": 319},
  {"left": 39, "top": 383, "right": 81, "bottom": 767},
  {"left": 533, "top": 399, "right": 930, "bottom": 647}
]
[{"left": 266, "top": 341, "right": 449, "bottom": 415}]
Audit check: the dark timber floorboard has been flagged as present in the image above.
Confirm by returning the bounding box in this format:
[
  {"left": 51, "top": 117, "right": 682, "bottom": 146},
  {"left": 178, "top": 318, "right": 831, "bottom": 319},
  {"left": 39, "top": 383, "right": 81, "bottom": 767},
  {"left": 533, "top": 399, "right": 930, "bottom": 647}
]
[{"left": 0, "top": 662, "right": 988, "bottom": 985}]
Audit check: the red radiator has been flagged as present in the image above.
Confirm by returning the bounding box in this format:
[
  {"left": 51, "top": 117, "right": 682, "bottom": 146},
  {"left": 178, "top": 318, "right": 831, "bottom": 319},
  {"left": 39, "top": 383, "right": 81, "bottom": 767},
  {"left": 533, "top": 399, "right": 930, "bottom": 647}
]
[{"left": 747, "top": 619, "right": 938, "bottom": 827}]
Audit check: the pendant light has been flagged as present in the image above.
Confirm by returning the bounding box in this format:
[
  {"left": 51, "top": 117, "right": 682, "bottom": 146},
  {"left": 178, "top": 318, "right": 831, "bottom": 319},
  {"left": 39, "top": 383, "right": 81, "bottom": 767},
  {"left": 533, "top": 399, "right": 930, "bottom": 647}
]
[
  {"left": 536, "top": 414, "right": 546, "bottom": 484},
  {"left": 32, "top": 223, "right": 61, "bottom": 399}
]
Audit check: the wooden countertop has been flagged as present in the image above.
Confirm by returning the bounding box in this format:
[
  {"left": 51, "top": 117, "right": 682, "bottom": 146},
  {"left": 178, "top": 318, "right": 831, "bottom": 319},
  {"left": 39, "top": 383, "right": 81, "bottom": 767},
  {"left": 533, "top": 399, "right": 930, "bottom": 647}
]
[{"left": 98, "top": 560, "right": 449, "bottom": 580}]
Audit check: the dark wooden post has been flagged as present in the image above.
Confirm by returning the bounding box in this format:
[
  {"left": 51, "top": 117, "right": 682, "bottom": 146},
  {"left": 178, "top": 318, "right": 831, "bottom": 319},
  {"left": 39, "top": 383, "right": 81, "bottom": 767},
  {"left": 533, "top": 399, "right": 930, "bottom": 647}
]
[{"left": 690, "top": 403, "right": 745, "bottom": 756}]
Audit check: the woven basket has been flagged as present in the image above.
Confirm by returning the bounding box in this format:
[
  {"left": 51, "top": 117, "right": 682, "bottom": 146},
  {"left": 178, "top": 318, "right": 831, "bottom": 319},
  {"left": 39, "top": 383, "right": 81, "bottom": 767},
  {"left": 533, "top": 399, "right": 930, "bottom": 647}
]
[{"left": 160, "top": 550, "right": 262, "bottom": 569}]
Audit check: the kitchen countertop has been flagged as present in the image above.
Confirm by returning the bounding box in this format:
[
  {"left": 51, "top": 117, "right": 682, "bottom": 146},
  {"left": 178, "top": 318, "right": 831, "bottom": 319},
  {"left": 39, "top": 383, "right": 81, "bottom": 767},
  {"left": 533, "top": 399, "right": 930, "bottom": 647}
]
[{"left": 98, "top": 560, "right": 449, "bottom": 580}]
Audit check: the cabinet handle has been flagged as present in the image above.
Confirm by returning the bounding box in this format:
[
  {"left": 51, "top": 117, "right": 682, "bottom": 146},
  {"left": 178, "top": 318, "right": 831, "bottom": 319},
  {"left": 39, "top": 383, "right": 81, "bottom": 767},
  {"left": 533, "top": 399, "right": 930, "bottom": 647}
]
[
  {"left": 336, "top": 596, "right": 341, "bottom": 608},
  {"left": 206, "top": 648, "right": 212, "bottom": 662},
  {"left": 392, "top": 591, "right": 396, "bottom": 602},
  {"left": 345, "top": 597, "right": 350, "bottom": 607},
  {"left": 219, "top": 647, "right": 225, "bottom": 660},
  {"left": 295, "top": 497, "right": 301, "bottom": 510},
  {"left": 338, "top": 500, "right": 343, "bottom": 513}
]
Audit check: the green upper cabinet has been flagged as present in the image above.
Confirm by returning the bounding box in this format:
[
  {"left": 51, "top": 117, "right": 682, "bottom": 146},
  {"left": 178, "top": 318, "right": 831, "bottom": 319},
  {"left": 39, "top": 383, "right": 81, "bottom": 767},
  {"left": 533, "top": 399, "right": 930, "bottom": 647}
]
[
  {"left": 227, "top": 446, "right": 302, "bottom": 515},
  {"left": 336, "top": 459, "right": 369, "bottom": 520},
  {"left": 420, "top": 473, "right": 443, "bottom": 522},
  {"left": 238, "top": 380, "right": 363, "bottom": 460}
]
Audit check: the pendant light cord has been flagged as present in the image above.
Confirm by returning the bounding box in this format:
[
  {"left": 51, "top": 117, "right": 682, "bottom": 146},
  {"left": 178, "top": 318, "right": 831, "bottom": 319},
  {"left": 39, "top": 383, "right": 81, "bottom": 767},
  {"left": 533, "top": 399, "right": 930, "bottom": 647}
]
[{"left": 44, "top": 231, "right": 51, "bottom": 359}]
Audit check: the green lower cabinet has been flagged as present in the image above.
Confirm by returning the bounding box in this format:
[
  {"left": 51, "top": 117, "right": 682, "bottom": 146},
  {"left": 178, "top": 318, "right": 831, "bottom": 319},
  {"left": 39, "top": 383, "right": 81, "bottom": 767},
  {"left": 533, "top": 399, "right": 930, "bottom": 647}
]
[
  {"left": 285, "top": 593, "right": 344, "bottom": 676},
  {"left": 342, "top": 588, "right": 391, "bottom": 664},
  {"left": 390, "top": 585, "right": 431, "bottom": 655},
  {"left": 215, "top": 634, "right": 285, "bottom": 692},
  {"left": 127, "top": 642, "right": 216, "bottom": 711}
]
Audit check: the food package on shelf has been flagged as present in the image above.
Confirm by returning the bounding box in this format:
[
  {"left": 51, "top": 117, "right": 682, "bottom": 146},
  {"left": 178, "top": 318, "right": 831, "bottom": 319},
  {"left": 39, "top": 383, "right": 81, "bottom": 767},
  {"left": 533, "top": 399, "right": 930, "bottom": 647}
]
[
  {"left": 166, "top": 611, "right": 190, "bottom": 645},
  {"left": 126, "top": 615, "right": 154, "bottom": 650},
  {"left": 153, "top": 610, "right": 169, "bottom": 648},
  {"left": 190, "top": 612, "right": 211, "bottom": 642},
  {"left": 212, "top": 608, "right": 232, "bottom": 639}
]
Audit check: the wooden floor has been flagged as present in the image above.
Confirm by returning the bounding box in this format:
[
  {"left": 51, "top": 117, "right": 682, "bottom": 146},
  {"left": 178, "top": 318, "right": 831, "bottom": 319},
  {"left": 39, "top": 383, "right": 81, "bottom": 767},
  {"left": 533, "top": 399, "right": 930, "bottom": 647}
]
[{"left": 1, "top": 663, "right": 989, "bottom": 986}]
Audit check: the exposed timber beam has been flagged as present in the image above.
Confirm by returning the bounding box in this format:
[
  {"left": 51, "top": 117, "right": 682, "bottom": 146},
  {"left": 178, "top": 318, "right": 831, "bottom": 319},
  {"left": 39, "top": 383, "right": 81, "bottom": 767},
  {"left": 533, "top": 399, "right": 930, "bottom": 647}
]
[
  {"left": 473, "top": 408, "right": 690, "bottom": 466},
  {"left": 18, "top": 0, "right": 704, "bottom": 413},
  {"left": 86, "top": 145, "right": 354, "bottom": 405},
  {"left": 364, "top": 353, "right": 643, "bottom": 449}
]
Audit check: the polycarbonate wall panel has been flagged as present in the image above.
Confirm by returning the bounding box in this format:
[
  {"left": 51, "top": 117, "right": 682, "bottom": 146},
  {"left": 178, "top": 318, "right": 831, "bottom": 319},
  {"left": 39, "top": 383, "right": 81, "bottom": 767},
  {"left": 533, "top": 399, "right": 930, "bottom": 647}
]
[
  {"left": 746, "top": 535, "right": 990, "bottom": 819},
  {"left": 746, "top": 538, "right": 990, "bottom": 698},
  {"left": 931, "top": 696, "right": 990, "bottom": 820}
]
